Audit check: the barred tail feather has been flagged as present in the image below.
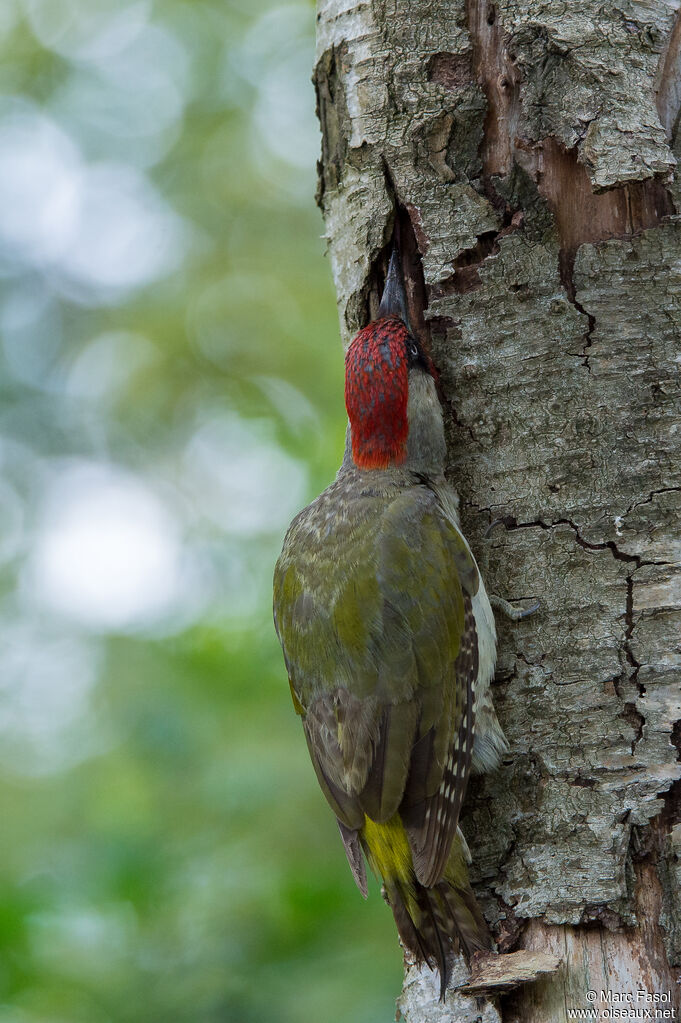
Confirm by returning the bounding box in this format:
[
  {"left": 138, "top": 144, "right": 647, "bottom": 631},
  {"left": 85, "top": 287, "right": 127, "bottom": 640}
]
[
  {"left": 369, "top": 827, "right": 492, "bottom": 1001},
  {"left": 385, "top": 875, "right": 491, "bottom": 1000},
  {"left": 438, "top": 828, "right": 492, "bottom": 962},
  {"left": 437, "top": 874, "right": 492, "bottom": 960},
  {"left": 387, "top": 879, "right": 453, "bottom": 998}
]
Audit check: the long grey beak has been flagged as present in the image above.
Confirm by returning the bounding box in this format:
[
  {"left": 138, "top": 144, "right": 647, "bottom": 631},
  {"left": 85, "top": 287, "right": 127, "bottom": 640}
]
[{"left": 378, "top": 246, "right": 410, "bottom": 327}]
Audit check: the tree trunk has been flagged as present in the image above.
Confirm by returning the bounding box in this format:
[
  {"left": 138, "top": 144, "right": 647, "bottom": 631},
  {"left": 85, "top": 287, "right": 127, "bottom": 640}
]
[{"left": 314, "top": 1, "right": 681, "bottom": 1020}]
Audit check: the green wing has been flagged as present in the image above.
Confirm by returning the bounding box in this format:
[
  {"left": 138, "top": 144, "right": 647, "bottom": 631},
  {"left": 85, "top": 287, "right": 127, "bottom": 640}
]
[{"left": 273, "top": 476, "right": 480, "bottom": 884}]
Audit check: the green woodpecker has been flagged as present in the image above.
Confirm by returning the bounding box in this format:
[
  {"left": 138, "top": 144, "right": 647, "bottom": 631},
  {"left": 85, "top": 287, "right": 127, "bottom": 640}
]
[{"left": 273, "top": 249, "right": 507, "bottom": 997}]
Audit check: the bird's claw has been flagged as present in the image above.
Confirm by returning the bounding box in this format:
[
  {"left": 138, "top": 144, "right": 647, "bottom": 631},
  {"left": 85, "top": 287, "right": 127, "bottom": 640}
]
[{"left": 483, "top": 518, "right": 508, "bottom": 540}]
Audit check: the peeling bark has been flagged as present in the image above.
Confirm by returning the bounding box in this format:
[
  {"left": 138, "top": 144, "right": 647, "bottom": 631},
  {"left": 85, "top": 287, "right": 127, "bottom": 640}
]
[{"left": 314, "top": 0, "right": 681, "bottom": 1019}]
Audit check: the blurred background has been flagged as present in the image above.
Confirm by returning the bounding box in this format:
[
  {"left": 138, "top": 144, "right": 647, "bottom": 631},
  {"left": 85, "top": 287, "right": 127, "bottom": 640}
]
[{"left": 0, "top": 1, "right": 402, "bottom": 1021}]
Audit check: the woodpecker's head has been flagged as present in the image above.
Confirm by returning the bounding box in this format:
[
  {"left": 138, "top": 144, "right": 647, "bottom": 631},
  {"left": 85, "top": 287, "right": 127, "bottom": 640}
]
[{"left": 344, "top": 249, "right": 444, "bottom": 474}]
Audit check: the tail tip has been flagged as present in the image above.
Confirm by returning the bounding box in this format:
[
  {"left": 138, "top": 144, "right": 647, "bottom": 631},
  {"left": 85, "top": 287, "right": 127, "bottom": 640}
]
[{"left": 438, "top": 959, "right": 451, "bottom": 1002}]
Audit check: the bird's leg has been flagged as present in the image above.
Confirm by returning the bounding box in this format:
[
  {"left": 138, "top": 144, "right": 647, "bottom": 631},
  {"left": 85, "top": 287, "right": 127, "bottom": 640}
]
[{"left": 481, "top": 519, "right": 540, "bottom": 621}]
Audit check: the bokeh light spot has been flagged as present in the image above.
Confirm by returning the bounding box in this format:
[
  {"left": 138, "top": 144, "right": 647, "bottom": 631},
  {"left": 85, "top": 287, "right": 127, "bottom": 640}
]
[{"left": 28, "top": 463, "right": 186, "bottom": 630}]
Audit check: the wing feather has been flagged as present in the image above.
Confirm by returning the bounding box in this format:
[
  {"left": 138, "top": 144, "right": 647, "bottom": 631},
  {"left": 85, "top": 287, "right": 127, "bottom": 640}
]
[
  {"left": 402, "top": 596, "right": 478, "bottom": 885},
  {"left": 273, "top": 475, "right": 480, "bottom": 887},
  {"left": 358, "top": 701, "right": 420, "bottom": 821}
]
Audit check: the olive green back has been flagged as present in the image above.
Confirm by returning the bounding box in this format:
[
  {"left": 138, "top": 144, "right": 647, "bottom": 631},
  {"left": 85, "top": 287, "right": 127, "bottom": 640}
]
[{"left": 273, "top": 469, "right": 479, "bottom": 870}]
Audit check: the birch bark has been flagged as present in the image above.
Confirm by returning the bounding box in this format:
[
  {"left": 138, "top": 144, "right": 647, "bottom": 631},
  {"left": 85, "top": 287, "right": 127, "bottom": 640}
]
[{"left": 314, "top": 1, "right": 681, "bottom": 1020}]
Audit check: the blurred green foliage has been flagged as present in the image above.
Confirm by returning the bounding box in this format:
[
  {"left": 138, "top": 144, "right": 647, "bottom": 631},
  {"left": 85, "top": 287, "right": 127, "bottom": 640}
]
[{"left": 0, "top": 1, "right": 402, "bottom": 1020}]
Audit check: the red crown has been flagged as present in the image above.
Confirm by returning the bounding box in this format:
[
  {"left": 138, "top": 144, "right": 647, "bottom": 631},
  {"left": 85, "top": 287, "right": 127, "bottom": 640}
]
[{"left": 345, "top": 317, "right": 410, "bottom": 470}]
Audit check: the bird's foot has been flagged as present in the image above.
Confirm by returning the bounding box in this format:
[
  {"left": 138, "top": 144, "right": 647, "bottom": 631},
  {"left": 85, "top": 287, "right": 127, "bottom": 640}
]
[
  {"left": 482, "top": 519, "right": 540, "bottom": 620},
  {"left": 490, "top": 594, "right": 540, "bottom": 621},
  {"left": 477, "top": 517, "right": 508, "bottom": 577}
]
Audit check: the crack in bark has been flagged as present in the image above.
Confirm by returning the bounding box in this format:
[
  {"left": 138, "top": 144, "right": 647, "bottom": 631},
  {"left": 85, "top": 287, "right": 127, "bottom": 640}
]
[
  {"left": 490, "top": 514, "right": 661, "bottom": 566},
  {"left": 379, "top": 161, "right": 433, "bottom": 358},
  {"left": 437, "top": 229, "right": 501, "bottom": 296},
  {"left": 494, "top": 896, "right": 524, "bottom": 952},
  {"left": 623, "top": 485, "right": 681, "bottom": 520},
  {"left": 671, "top": 721, "right": 681, "bottom": 762},
  {"left": 489, "top": 514, "right": 671, "bottom": 759},
  {"left": 569, "top": 291, "right": 596, "bottom": 372},
  {"left": 432, "top": 211, "right": 524, "bottom": 295},
  {"left": 557, "top": 250, "right": 596, "bottom": 371},
  {"left": 515, "top": 139, "right": 675, "bottom": 338},
  {"left": 620, "top": 574, "right": 647, "bottom": 757}
]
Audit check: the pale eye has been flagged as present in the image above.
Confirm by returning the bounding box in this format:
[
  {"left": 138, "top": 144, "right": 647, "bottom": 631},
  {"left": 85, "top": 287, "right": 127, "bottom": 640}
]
[{"left": 409, "top": 341, "right": 418, "bottom": 358}]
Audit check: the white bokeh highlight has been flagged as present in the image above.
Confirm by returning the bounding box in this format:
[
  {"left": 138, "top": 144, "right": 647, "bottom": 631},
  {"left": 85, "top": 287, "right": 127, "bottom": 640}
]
[
  {"left": 228, "top": 4, "right": 319, "bottom": 195},
  {"left": 23, "top": 0, "right": 150, "bottom": 62},
  {"left": 183, "top": 412, "right": 309, "bottom": 537},
  {"left": 50, "top": 22, "right": 190, "bottom": 168},
  {"left": 27, "top": 463, "right": 187, "bottom": 631},
  {"left": 0, "top": 102, "right": 185, "bottom": 301},
  {"left": 65, "top": 330, "right": 158, "bottom": 401},
  {"left": 0, "top": 620, "right": 101, "bottom": 774}
]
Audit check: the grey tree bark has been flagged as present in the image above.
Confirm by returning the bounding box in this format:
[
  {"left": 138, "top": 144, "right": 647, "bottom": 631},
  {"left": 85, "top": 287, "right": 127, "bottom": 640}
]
[{"left": 313, "top": 1, "right": 681, "bottom": 1020}]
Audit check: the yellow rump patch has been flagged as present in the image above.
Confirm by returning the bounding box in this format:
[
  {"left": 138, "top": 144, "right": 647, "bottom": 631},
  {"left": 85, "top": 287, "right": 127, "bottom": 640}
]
[{"left": 362, "top": 813, "right": 413, "bottom": 882}]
